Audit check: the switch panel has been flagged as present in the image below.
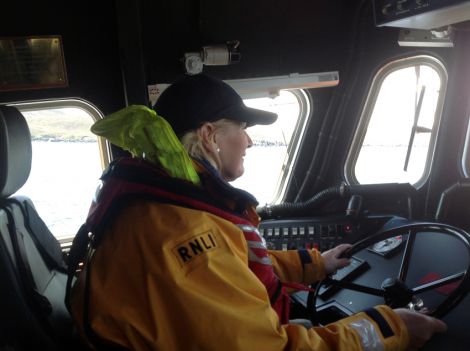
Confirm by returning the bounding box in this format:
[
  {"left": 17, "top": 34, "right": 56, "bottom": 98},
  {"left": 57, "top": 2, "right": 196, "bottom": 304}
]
[{"left": 260, "top": 217, "right": 364, "bottom": 251}]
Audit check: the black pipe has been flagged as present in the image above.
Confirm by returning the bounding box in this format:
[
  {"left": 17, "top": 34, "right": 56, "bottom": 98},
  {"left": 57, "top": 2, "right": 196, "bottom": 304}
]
[
  {"left": 258, "top": 182, "right": 416, "bottom": 219},
  {"left": 258, "top": 183, "right": 346, "bottom": 219}
]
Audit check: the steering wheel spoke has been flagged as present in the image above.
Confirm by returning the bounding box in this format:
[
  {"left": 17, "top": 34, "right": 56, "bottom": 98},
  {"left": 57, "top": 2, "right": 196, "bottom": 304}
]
[
  {"left": 411, "top": 271, "right": 465, "bottom": 295},
  {"left": 324, "top": 278, "right": 385, "bottom": 297},
  {"left": 397, "top": 230, "right": 415, "bottom": 282}
]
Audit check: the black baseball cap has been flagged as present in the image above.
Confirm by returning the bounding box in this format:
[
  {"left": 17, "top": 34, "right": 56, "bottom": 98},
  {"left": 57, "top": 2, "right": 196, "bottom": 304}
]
[{"left": 153, "top": 74, "right": 278, "bottom": 137}]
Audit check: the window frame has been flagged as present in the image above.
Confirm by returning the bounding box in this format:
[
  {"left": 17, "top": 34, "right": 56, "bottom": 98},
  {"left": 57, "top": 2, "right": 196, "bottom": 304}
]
[
  {"left": 461, "top": 113, "right": 470, "bottom": 177},
  {"left": 344, "top": 55, "right": 448, "bottom": 188},
  {"left": 12, "top": 98, "right": 111, "bottom": 169},
  {"left": 270, "top": 89, "right": 310, "bottom": 203}
]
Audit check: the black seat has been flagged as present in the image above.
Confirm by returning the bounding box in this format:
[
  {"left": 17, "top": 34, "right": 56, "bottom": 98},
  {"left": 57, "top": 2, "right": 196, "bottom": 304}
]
[
  {"left": 435, "top": 180, "right": 470, "bottom": 232},
  {"left": 0, "top": 105, "right": 85, "bottom": 350}
]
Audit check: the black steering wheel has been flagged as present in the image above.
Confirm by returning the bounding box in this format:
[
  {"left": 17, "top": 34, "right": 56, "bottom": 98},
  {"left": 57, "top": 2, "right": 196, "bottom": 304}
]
[{"left": 307, "top": 221, "right": 470, "bottom": 324}]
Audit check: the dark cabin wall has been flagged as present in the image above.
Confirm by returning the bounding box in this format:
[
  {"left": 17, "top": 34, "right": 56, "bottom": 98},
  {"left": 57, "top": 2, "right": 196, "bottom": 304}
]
[
  {"left": 0, "top": 1, "right": 125, "bottom": 115},
  {"left": 142, "top": 0, "right": 357, "bottom": 83}
]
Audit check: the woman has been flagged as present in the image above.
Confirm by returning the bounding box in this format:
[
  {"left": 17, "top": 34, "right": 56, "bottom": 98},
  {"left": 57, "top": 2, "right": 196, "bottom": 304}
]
[{"left": 68, "top": 74, "right": 446, "bottom": 351}]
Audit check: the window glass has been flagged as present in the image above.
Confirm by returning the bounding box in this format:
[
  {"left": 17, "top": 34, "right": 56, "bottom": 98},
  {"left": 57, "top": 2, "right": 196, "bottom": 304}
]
[
  {"left": 346, "top": 56, "right": 447, "bottom": 186},
  {"left": 14, "top": 102, "right": 106, "bottom": 239},
  {"left": 231, "top": 90, "right": 306, "bottom": 205}
]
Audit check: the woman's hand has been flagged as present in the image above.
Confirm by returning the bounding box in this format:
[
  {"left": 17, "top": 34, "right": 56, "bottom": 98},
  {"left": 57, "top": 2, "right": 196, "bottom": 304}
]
[
  {"left": 394, "top": 308, "right": 447, "bottom": 351},
  {"left": 321, "top": 244, "right": 352, "bottom": 275}
]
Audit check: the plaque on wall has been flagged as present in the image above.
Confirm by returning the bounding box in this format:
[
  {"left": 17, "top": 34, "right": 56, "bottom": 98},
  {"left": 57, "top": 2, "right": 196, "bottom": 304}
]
[{"left": 0, "top": 36, "right": 68, "bottom": 91}]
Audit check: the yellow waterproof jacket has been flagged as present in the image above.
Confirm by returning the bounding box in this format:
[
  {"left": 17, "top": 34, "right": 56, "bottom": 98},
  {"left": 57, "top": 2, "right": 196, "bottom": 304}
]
[{"left": 69, "top": 158, "right": 409, "bottom": 351}]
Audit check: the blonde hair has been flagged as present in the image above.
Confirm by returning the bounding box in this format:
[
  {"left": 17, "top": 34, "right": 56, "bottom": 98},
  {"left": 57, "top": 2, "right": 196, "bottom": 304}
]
[{"left": 180, "top": 119, "right": 241, "bottom": 171}]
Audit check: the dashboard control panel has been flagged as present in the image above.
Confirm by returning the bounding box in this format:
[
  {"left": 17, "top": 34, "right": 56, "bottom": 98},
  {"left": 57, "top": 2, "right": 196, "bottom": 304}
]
[{"left": 260, "top": 217, "right": 368, "bottom": 251}]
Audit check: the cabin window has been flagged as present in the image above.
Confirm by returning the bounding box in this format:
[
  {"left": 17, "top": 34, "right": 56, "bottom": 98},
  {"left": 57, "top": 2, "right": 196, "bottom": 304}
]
[
  {"left": 345, "top": 55, "right": 447, "bottom": 187},
  {"left": 13, "top": 100, "right": 109, "bottom": 240},
  {"left": 231, "top": 90, "right": 309, "bottom": 205}
]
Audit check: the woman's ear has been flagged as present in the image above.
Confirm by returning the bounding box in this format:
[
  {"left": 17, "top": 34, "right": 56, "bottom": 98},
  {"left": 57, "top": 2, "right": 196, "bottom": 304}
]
[{"left": 198, "top": 123, "right": 218, "bottom": 153}]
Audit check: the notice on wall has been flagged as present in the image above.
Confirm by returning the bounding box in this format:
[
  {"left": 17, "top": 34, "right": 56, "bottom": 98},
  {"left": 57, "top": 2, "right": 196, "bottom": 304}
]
[{"left": 0, "top": 36, "right": 68, "bottom": 91}]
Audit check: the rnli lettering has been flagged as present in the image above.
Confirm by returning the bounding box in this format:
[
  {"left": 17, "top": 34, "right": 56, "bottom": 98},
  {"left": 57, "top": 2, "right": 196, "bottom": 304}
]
[{"left": 173, "top": 232, "right": 218, "bottom": 265}]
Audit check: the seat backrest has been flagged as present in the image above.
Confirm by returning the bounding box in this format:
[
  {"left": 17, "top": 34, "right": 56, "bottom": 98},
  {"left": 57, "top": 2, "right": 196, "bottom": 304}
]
[
  {"left": 0, "top": 105, "right": 84, "bottom": 350},
  {"left": 435, "top": 180, "right": 470, "bottom": 231}
]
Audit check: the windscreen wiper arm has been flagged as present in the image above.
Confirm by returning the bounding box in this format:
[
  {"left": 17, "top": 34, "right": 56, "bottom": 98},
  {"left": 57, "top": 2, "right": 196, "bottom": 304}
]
[{"left": 403, "top": 86, "right": 426, "bottom": 171}]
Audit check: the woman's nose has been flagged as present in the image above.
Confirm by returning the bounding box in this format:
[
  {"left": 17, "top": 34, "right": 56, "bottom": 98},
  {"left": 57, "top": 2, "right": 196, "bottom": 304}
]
[{"left": 245, "top": 131, "right": 253, "bottom": 148}]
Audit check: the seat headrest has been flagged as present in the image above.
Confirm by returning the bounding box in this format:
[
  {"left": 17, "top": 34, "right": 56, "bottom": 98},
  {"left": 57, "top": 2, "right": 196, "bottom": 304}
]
[{"left": 0, "top": 106, "right": 32, "bottom": 198}]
